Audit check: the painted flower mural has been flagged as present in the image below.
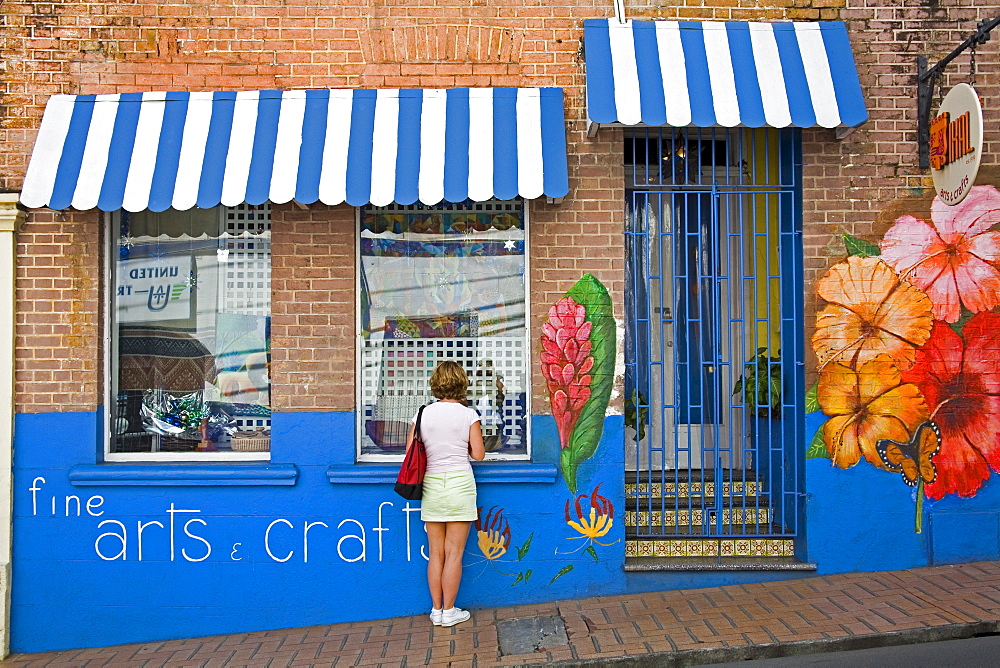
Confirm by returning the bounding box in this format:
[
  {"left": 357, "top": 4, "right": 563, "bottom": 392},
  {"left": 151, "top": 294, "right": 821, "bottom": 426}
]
[
  {"left": 541, "top": 297, "right": 594, "bottom": 453},
  {"left": 475, "top": 506, "right": 511, "bottom": 560},
  {"left": 901, "top": 315, "right": 1000, "bottom": 499},
  {"left": 812, "top": 185, "right": 1000, "bottom": 509},
  {"left": 469, "top": 506, "right": 535, "bottom": 585},
  {"left": 881, "top": 185, "right": 1000, "bottom": 323},
  {"left": 565, "top": 483, "right": 615, "bottom": 544},
  {"left": 817, "top": 356, "right": 928, "bottom": 469},
  {"left": 813, "top": 256, "right": 933, "bottom": 370},
  {"left": 556, "top": 483, "right": 619, "bottom": 567},
  {"left": 468, "top": 275, "right": 617, "bottom": 591},
  {"left": 541, "top": 274, "right": 615, "bottom": 493}
]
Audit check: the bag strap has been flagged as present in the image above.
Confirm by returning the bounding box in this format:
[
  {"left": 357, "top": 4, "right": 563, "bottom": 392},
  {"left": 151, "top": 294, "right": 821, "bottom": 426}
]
[{"left": 413, "top": 404, "right": 426, "bottom": 445}]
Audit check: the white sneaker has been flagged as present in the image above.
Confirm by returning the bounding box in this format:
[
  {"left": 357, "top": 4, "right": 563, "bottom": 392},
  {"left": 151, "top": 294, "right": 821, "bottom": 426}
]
[
  {"left": 430, "top": 608, "right": 443, "bottom": 625},
  {"left": 439, "top": 607, "right": 471, "bottom": 627}
]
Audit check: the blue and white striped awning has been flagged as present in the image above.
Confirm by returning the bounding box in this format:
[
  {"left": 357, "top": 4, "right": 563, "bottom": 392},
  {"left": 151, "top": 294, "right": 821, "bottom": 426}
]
[
  {"left": 20, "top": 88, "right": 569, "bottom": 212},
  {"left": 584, "top": 19, "right": 867, "bottom": 129}
]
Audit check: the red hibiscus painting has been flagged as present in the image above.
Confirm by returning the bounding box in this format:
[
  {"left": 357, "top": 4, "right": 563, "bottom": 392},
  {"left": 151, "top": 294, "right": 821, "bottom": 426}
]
[
  {"left": 814, "top": 188, "right": 1000, "bottom": 507},
  {"left": 901, "top": 314, "right": 1000, "bottom": 499}
]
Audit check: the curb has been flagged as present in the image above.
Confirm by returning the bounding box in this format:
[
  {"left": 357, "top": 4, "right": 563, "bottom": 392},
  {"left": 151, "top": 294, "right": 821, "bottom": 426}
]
[{"left": 510, "top": 621, "right": 1000, "bottom": 667}]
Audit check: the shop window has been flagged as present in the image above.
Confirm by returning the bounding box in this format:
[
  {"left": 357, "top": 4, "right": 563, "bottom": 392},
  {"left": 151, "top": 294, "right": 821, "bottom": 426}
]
[
  {"left": 358, "top": 200, "right": 530, "bottom": 460},
  {"left": 108, "top": 204, "right": 271, "bottom": 461}
]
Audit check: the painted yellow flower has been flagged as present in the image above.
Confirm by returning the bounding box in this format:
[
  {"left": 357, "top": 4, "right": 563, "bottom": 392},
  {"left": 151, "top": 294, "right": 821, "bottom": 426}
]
[
  {"left": 475, "top": 506, "right": 510, "bottom": 560},
  {"left": 565, "top": 483, "right": 614, "bottom": 540},
  {"left": 818, "top": 356, "right": 929, "bottom": 469},
  {"left": 813, "top": 256, "right": 933, "bottom": 371}
]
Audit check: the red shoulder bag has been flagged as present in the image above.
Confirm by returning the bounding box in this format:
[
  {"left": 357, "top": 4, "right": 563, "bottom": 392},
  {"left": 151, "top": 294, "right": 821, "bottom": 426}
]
[{"left": 394, "top": 404, "right": 427, "bottom": 500}]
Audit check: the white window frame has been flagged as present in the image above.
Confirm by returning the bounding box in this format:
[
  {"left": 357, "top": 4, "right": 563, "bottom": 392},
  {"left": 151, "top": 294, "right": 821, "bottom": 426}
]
[
  {"left": 104, "top": 207, "right": 271, "bottom": 462},
  {"left": 355, "top": 200, "right": 532, "bottom": 462}
]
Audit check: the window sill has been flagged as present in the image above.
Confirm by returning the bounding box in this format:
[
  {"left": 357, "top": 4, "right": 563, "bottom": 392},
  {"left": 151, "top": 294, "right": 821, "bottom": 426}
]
[
  {"left": 326, "top": 462, "right": 558, "bottom": 485},
  {"left": 69, "top": 463, "right": 299, "bottom": 487}
]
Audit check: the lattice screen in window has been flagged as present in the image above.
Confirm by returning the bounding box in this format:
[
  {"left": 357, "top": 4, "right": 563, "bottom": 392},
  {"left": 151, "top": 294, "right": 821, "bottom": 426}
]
[
  {"left": 360, "top": 337, "right": 527, "bottom": 453},
  {"left": 359, "top": 199, "right": 528, "bottom": 457},
  {"left": 222, "top": 203, "right": 271, "bottom": 316},
  {"left": 221, "top": 203, "right": 272, "bottom": 432}
]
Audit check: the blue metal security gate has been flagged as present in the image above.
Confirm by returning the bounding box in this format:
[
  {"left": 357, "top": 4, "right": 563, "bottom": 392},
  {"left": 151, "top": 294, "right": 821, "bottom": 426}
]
[{"left": 625, "top": 127, "right": 805, "bottom": 545}]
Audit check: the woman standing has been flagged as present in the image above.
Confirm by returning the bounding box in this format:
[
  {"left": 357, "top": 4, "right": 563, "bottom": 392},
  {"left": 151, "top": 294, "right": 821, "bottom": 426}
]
[{"left": 408, "top": 361, "right": 486, "bottom": 627}]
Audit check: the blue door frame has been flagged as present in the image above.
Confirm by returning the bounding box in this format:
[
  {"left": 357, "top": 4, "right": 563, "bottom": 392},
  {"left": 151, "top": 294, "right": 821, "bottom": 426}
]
[{"left": 624, "top": 127, "right": 806, "bottom": 542}]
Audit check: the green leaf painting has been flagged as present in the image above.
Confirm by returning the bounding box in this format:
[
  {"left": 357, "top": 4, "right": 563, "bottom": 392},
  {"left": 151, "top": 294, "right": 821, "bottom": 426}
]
[
  {"left": 541, "top": 274, "right": 616, "bottom": 493},
  {"left": 805, "top": 383, "right": 819, "bottom": 414},
  {"left": 843, "top": 234, "right": 880, "bottom": 258},
  {"left": 516, "top": 532, "right": 534, "bottom": 561},
  {"left": 550, "top": 564, "right": 574, "bottom": 584},
  {"left": 806, "top": 427, "right": 830, "bottom": 459},
  {"left": 584, "top": 545, "right": 599, "bottom": 563}
]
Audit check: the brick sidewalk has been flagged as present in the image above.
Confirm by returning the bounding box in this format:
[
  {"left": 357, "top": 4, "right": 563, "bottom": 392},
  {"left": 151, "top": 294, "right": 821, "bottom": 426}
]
[{"left": 6, "top": 562, "right": 1000, "bottom": 667}]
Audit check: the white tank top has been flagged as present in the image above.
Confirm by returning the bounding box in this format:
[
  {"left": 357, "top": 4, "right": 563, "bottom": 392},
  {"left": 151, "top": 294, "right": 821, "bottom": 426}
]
[{"left": 412, "top": 402, "right": 481, "bottom": 474}]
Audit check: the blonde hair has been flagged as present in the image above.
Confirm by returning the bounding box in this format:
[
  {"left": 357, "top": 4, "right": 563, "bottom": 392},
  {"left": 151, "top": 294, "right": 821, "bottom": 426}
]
[{"left": 429, "top": 361, "right": 469, "bottom": 401}]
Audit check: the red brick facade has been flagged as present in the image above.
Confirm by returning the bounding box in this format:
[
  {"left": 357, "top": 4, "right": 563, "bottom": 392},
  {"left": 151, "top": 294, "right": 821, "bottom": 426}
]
[
  {"left": 13, "top": 209, "right": 100, "bottom": 412},
  {"left": 3, "top": 0, "right": 1000, "bottom": 410}
]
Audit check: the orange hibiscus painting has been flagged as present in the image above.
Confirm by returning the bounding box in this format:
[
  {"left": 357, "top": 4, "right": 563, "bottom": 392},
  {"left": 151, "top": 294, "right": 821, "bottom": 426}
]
[
  {"left": 880, "top": 185, "right": 1000, "bottom": 323},
  {"left": 813, "top": 256, "right": 933, "bottom": 371},
  {"left": 818, "top": 356, "right": 929, "bottom": 469}
]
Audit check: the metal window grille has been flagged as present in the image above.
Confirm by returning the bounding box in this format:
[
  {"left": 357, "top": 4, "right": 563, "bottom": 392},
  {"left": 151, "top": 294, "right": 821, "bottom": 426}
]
[{"left": 625, "top": 127, "right": 805, "bottom": 546}]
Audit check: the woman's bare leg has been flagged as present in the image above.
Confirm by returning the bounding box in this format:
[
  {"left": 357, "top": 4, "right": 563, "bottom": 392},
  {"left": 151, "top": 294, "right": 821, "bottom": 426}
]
[
  {"left": 425, "top": 521, "right": 446, "bottom": 610},
  {"left": 441, "top": 521, "right": 471, "bottom": 609}
]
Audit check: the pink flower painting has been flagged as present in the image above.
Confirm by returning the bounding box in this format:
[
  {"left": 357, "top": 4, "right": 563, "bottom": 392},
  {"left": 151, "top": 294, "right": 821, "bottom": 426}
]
[
  {"left": 541, "top": 296, "right": 594, "bottom": 452},
  {"left": 880, "top": 185, "right": 1000, "bottom": 323}
]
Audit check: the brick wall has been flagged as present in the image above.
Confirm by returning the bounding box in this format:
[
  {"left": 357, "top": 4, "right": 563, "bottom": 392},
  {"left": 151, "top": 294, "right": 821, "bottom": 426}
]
[
  {"left": 3, "top": 0, "right": 637, "bottom": 414},
  {"left": 270, "top": 204, "right": 356, "bottom": 412},
  {"left": 624, "top": 0, "right": 845, "bottom": 21},
  {"left": 7, "top": 0, "right": 999, "bottom": 413},
  {"left": 801, "top": 1, "right": 1000, "bottom": 380},
  {"left": 14, "top": 209, "right": 100, "bottom": 412}
]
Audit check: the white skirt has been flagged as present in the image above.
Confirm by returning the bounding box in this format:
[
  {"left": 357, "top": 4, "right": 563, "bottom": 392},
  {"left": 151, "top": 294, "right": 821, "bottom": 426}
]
[{"left": 420, "top": 470, "right": 477, "bottom": 522}]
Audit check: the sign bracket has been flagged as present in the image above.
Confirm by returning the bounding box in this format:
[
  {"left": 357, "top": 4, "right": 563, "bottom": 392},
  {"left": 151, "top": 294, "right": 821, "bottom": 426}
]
[{"left": 917, "top": 18, "right": 1000, "bottom": 169}]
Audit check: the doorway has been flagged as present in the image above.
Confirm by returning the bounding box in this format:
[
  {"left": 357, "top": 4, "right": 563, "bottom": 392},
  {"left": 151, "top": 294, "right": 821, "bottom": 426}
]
[{"left": 624, "top": 127, "right": 805, "bottom": 542}]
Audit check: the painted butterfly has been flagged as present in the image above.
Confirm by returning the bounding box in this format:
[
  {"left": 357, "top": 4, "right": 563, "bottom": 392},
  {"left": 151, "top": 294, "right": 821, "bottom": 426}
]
[{"left": 875, "top": 421, "right": 941, "bottom": 487}]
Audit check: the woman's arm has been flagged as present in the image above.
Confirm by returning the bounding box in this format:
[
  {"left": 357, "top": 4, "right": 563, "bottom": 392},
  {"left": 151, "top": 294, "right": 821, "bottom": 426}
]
[
  {"left": 404, "top": 423, "right": 416, "bottom": 453},
  {"left": 468, "top": 421, "right": 486, "bottom": 461}
]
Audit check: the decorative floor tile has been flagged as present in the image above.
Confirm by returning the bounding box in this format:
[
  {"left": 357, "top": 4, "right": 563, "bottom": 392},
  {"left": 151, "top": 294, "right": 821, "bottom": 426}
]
[
  {"left": 625, "top": 508, "right": 769, "bottom": 528},
  {"left": 626, "top": 481, "right": 760, "bottom": 499},
  {"left": 626, "top": 538, "right": 797, "bottom": 558}
]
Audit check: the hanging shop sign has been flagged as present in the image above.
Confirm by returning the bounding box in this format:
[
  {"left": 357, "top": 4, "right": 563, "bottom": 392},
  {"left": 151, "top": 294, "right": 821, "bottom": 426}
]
[{"left": 929, "top": 83, "right": 983, "bottom": 206}]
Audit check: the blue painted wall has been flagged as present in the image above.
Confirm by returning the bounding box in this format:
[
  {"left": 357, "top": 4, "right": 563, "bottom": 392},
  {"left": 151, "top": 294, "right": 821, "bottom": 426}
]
[
  {"left": 803, "top": 410, "right": 1000, "bottom": 574},
  {"left": 11, "top": 411, "right": 625, "bottom": 653},
  {"left": 17, "top": 407, "right": 1000, "bottom": 653}
]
